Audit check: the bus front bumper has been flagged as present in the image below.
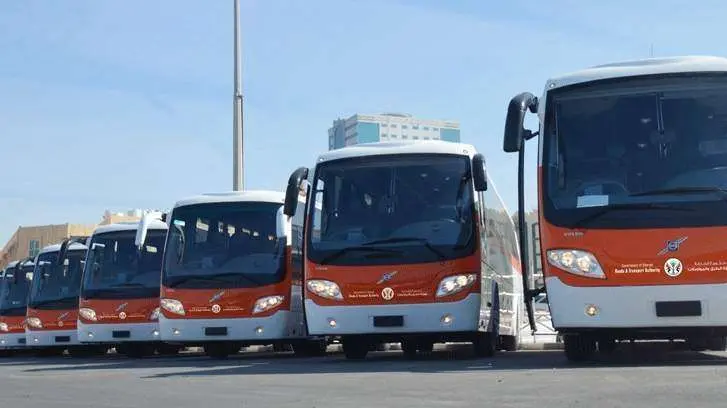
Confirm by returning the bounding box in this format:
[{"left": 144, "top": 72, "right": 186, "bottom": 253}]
[
  {"left": 304, "top": 293, "right": 482, "bottom": 336},
  {"left": 547, "top": 276, "right": 727, "bottom": 332},
  {"left": 26, "top": 329, "right": 79, "bottom": 347},
  {"left": 77, "top": 321, "right": 160, "bottom": 344},
  {"left": 0, "top": 332, "right": 27, "bottom": 349},
  {"left": 158, "top": 311, "right": 298, "bottom": 343}
]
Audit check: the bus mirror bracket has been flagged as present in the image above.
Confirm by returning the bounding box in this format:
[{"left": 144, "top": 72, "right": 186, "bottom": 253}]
[
  {"left": 58, "top": 236, "right": 88, "bottom": 266},
  {"left": 284, "top": 166, "right": 309, "bottom": 217},
  {"left": 503, "top": 92, "right": 539, "bottom": 153},
  {"left": 472, "top": 153, "right": 487, "bottom": 192}
]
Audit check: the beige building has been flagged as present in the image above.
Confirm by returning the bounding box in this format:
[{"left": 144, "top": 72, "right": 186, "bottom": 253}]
[{"left": 0, "top": 209, "right": 160, "bottom": 270}]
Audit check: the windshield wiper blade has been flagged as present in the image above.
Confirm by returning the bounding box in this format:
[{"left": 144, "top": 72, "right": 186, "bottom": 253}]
[
  {"left": 570, "top": 203, "right": 692, "bottom": 228},
  {"left": 319, "top": 246, "right": 400, "bottom": 265},
  {"left": 29, "top": 297, "right": 75, "bottom": 308},
  {"left": 630, "top": 186, "right": 727, "bottom": 198},
  {"left": 362, "top": 237, "right": 447, "bottom": 260},
  {"left": 110, "top": 283, "right": 147, "bottom": 288},
  {"left": 206, "top": 272, "right": 264, "bottom": 285}
]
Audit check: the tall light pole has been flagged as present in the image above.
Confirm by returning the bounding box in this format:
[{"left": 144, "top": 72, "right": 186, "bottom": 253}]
[{"left": 232, "top": 0, "right": 244, "bottom": 191}]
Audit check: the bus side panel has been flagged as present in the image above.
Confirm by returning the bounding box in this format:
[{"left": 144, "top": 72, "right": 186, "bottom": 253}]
[
  {"left": 482, "top": 175, "right": 523, "bottom": 339},
  {"left": 475, "top": 190, "right": 496, "bottom": 333}
]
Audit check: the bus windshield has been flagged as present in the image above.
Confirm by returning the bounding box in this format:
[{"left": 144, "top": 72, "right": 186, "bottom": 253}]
[
  {"left": 81, "top": 230, "right": 166, "bottom": 299},
  {"left": 306, "top": 153, "right": 476, "bottom": 266},
  {"left": 163, "top": 202, "right": 285, "bottom": 289},
  {"left": 543, "top": 75, "right": 727, "bottom": 229},
  {"left": 28, "top": 249, "right": 86, "bottom": 310},
  {"left": 0, "top": 265, "right": 34, "bottom": 316}
]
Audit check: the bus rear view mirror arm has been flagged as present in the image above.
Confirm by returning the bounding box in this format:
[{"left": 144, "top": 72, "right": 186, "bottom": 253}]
[
  {"left": 284, "top": 166, "right": 309, "bottom": 217},
  {"left": 503, "top": 92, "right": 539, "bottom": 153}
]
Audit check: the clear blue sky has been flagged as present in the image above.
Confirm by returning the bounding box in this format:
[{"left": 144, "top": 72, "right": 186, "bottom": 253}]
[{"left": 0, "top": 0, "right": 723, "bottom": 244}]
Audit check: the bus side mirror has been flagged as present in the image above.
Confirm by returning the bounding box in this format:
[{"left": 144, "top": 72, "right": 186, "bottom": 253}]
[
  {"left": 284, "top": 166, "right": 309, "bottom": 217},
  {"left": 472, "top": 153, "right": 488, "bottom": 192},
  {"left": 504, "top": 92, "right": 538, "bottom": 153}
]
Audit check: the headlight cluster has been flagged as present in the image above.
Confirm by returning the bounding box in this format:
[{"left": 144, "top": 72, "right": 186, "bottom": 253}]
[
  {"left": 160, "top": 298, "right": 185, "bottom": 316},
  {"left": 307, "top": 280, "right": 343, "bottom": 300},
  {"left": 26, "top": 317, "right": 43, "bottom": 329},
  {"left": 149, "top": 307, "right": 161, "bottom": 321},
  {"left": 79, "top": 308, "right": 98, "bottom": 322},
  {"left": 253, "top": 295, "right": 285, "bottom": 314},
  {"left": 0, "top": 322, "right": 8, "bottom": 332},
  {"left": 546, "top": 249, "right": 605, "bottom": 279},
  {"left": 436, "top": 274, "right": 477, "bottom": 297}
]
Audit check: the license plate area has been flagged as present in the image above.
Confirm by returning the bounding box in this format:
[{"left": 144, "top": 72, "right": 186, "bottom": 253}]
[
  {"left": 205, "top": 327, "right": 228, "bottom": 336},
  {"left": 112, "top": 330, "right": 131, "bottom": 339},
  {"left": 655, "top": 300, "right": 702, "bottom": 317},
  {"left": 373, "top": 315, "right": 404, "bottom": 327},
  {"left": 55, "top": 336, "right": 71, "bottom": 343},
  {"left": 18, "top": 338, "right": 26, "bottom": 345}
]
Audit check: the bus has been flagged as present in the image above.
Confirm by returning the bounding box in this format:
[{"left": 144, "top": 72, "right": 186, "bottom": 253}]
[
  {"left": 78, "top": 216, "right": 180, "bottom": 357},
  {"left": 159, "top": 190, "right": 327, "bottom": 359},
  {"left": 0, "top": 259, "right": 34, "bottom": 353},
  {"left": 502, "top": 55, "right": 727, "bottom": 361},
  {"left": 282, "top": 140, "right": 523, "bottom": 359},
  {"left": 25, "top": 239, "right": 107, "bottom": 357}
]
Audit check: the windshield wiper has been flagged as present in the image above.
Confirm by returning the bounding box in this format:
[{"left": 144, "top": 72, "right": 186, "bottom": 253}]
[
  {"left": 109, "top": 283, "right": 147, "bottom": 288},
  {"left": 362, "top": 237, "right": 447, "bottom": 260},
  {"left": 206, "top": 272, "right": 264, "bottom": 286},
  {"left": 166, "top": 273, "right": 256, "bottom": 288},
  {"left": 570, "top": 202, "right": 692, "bottom": 228},
  {"left": 319, "top": 246, "right": 401, "bottom": 265},
  {"left": 29, "top": 297, "right": 77, "bottom": 308},
  {"left": 630, "top": 186, "right": 727, "bottom": 198}
]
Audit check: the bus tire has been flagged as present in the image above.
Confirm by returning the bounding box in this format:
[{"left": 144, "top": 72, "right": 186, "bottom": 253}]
[
  {"left": 342, "top": 337, "right": 368, "bottom": 360},
  {"left": 401, "top": 340, "right": 418, "bottom": 359},
  {"left": 564, "top": 334, "right": 596, "bottom": 362},
  {"left": 473, "top": 332, "right": 496, "bottom": 358},
  {"left": 500, "top": 335, "right": 519, "bottom": 352},
  {"left": 204, "top": 342, "right": 239, "bottom": 359},
  {"left": 707, "top": 336, "right": 727, "bottom": 351}
]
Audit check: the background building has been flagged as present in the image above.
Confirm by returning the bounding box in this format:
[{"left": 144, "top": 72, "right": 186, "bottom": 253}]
[
  {"left": 328, "top": 112, "right": 460, "bottom": 150},
  {"left": 0, "top": 208, "right": 163, "bottom": 269}
]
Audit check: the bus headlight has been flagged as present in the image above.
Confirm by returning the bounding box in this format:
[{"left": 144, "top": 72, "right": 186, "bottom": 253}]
[
  {"left": 0, "top": 322, "right": 8, "bottom": 332},
  {"left": 26, "top": 317, "right": 43, "bottom": 329},
  {"left": 79, "top": 308, "right": 98, "bottom": 322},
  {"left": 436, "top": 274, "right": 477, "bottom": 297},
  {"left": 149, "top": 307, "right": 161, "bottom": 321},
  {"left": 253, "top": 295, "right": 285, "bottom": 314},
  {"left": 546, "top": 249, "right": 605, "bottom": 279},
  {"left": 160, "top": 298, "right": 185, "bottom": 316},
  {"left": 307, "top": 280, "right": 343, "bottom": 300}
]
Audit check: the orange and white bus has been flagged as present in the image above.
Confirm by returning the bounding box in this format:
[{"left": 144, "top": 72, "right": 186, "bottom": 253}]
[
  {"left": 26, "top": 239, "right": 107, "bottom": 357},
  {"left": 77, "top": 215, "right": 179, "bottom": 357},
  {"left": 283, "top": 140, "right": 523, "bottom": 359},
  {"left": 159, "top": 191, "right": 327, "bottom": 359},
  {"left": 0, "top": 259, "right": 34, "bottom": 353},
  {"left": 503, "top": 55, "right": 727, "bottom": 361}
]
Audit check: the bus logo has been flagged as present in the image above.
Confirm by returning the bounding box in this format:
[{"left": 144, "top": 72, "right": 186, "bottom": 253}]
[
  {"left": 658, "top": 237, "right": 687, "bottom": 256},
  {"left": 211, "top": 304, "right": 221, "bottom": 314},
  {"left": 209, "top": 290, "right": 225, "bottom": 303},
  {"left": 57, "top": 312, "right": 69, "bottom": 321},
  {"left": 381, "top": 287, "right": 395, "bottom": 301},
  {"left": 119, "top": 312, "right": 127, "bottom": 320},
  {"left": 377, "top": 271, "right": 398, "bottom": 285},
  {"left": 116, "top": 303, "right": 128, "bottom": 312},
  {"left": 664, "top": 258, "right": 683, "bottom": 277}
]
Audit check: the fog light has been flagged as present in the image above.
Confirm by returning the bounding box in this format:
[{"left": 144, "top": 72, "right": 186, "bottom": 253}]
[
  {"left": 255, "top": 326, "right": 264, "bottom": 334},
  {"left": 87, "top": 332, "right": 94, "bottom": 339},
  {"left": 585, "top": 304, "right": 599, "bottom": 317},
  {"left": 152, "top": 330, "right": 160, "bottom": 337},
  {"left": 441, "top": 313, "right": 454, "bottom": 325},
  {"left": 328, "top": 318, "right": 337, "bottom": 328},
  {"left": 33, "top": 337, "right": 39, "bottom": 343},
  {"left": 172, "top": 329, "right": 181, "bottom": 336},
  {"left": 0, "top": 339, "right": 6, "bottom": 345}
]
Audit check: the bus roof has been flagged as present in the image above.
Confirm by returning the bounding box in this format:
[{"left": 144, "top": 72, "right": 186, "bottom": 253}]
[
  {"left": 92, "top": 220, "right": 168, "bottom": 235},
  {"left": 5, "top": 259, "right": 34, "bottom": 269},
  {"left": 37, "top": 242, "right": 88, "bottom": 256},
  {"left": 547, "top": 55, "right": 727, "bottom": 90},
  {"left": 172, "top": 190, "right": 285, "bottom": 209},
  {"left": 317, "top": 140, "right": 477, "bottom": 163}
]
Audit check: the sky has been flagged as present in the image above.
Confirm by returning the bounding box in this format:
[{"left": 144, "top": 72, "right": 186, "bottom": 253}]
[{"left": 0, "top": 0, "right": 724, "bottom": 244}]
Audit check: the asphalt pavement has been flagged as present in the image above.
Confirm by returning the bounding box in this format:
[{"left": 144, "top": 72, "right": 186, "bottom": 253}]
[{"left": 1, "top": 344, "right": 727, "bottom": 408}]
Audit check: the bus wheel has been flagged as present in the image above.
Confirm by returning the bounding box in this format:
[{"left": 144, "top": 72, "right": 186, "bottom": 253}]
[
  {"left": 293, "top": 340, "right": 327, "bottom": 357},
  {"left": 342, "top": 337, "right": 368, "bottom": 360},
  {"left": 204, "top": 342, "right": 239, "bottom": 359},
  {"left": 472, "top": 332, "right": 496, "bottom": 358},
  {"left": 564, "top": 335, "right": 596, "bottom": 362},
  {"left": 401, "top": 340, "right": 418, "bottom": 359},
  {"left": 500, "top": 335, "right": 519, "bottom": 352}
]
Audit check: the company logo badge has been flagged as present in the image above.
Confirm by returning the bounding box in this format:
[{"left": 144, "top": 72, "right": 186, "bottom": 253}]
[
  {"left": 58, "top": 321, "right": 64, "bottom": 327},
  {"left": 211, "top": 304, "right": 221, "bottom": 314},
  {"left": 658, "top": 237, "right": 687, "bottom": 256},
  {"left": 119, "top": 312, "right": 127, "bottom": 320},
  {"left": 664, "top": 258, "right": 683, "bottom": 277},
  {"left": 381, "top": 287, "right": 395, "bottom": 301},
  {"left": 209, "top": 290, "right": 225, "bottom": 303},
  {"left": 115, "top": 302, "right": 128, "bottom": 312},
  {"left": 377, "top": 271, "right": 398, "bottom": 285},
  {"left": 57, "top": 312, "right": 69, "bottom": 321}
]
